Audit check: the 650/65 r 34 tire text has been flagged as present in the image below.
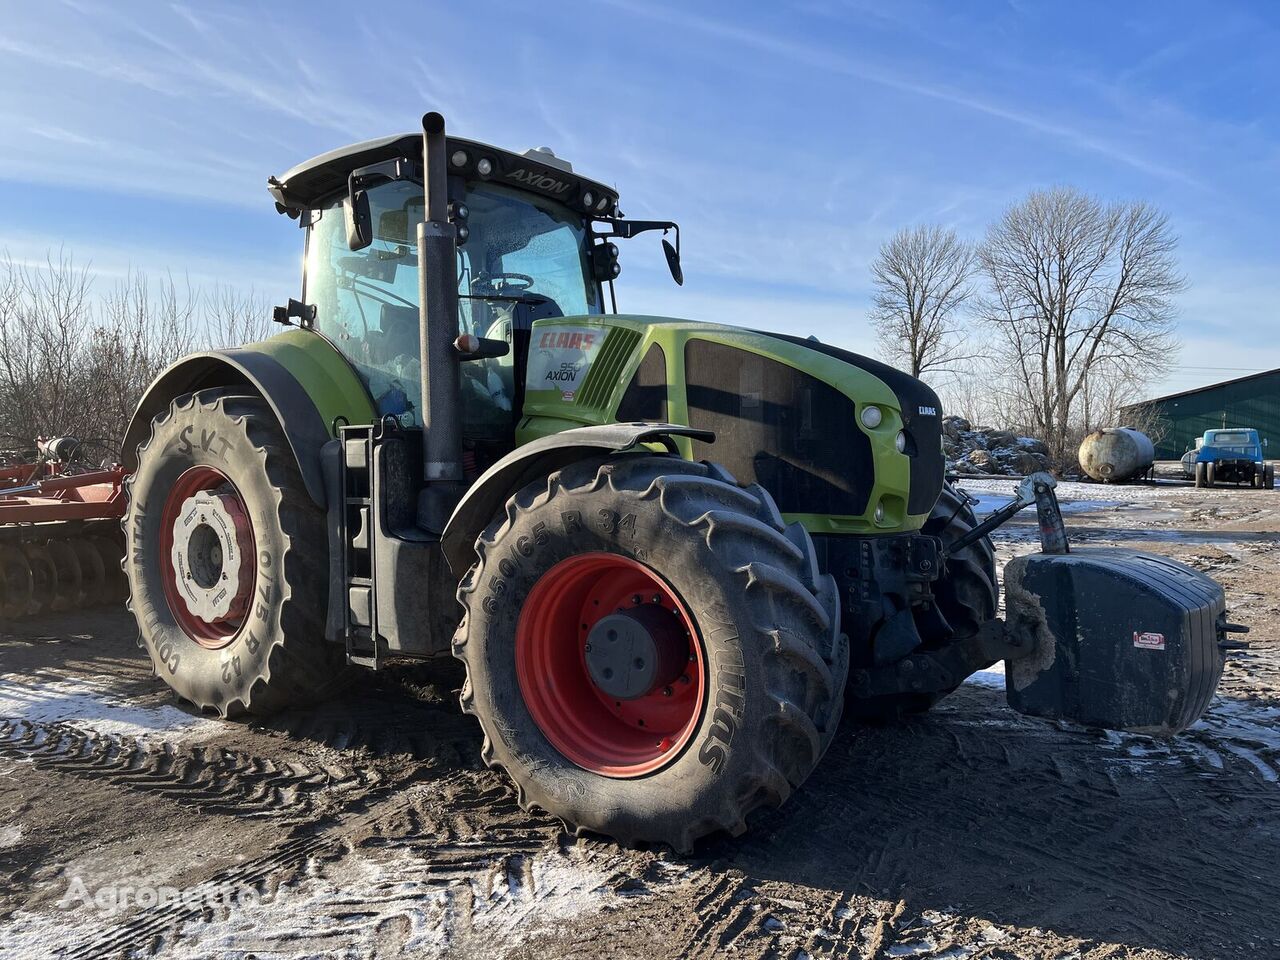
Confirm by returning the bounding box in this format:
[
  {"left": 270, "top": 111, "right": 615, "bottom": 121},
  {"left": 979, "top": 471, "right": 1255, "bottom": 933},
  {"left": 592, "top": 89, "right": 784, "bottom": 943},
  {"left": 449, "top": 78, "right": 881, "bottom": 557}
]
[
  {"left": 452, "top": 455, "right": 849, "bottom": 852},
  {"left": 124, "top": 388, "right": 348, "bottom": 717}
]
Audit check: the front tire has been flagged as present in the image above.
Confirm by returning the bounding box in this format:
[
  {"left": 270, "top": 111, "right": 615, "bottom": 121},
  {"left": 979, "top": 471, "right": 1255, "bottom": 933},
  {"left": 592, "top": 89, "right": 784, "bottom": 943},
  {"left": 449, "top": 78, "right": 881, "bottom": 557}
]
[
  {"left": 124, "top": 388, "right": 347, "bottom": 717},
  {"left": 452, "top": 455, "right": 848, "bottom": 851},
  {"left": 847, "top": 481, "right": 999, "bottom": 720}
]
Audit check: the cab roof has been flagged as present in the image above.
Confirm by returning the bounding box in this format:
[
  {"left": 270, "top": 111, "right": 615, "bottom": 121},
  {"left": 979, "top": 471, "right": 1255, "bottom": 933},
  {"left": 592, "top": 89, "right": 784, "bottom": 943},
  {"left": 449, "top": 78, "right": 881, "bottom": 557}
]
[{"left": 267, "top": 133, "right": 619, "bottom": 217}]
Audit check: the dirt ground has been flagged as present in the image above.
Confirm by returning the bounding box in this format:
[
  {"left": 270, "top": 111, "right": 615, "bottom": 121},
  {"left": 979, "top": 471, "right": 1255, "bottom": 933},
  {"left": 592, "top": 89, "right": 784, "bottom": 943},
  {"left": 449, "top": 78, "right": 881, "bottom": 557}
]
[{"left": 2, "top": 470, "right": 1278, "bottom": 959}]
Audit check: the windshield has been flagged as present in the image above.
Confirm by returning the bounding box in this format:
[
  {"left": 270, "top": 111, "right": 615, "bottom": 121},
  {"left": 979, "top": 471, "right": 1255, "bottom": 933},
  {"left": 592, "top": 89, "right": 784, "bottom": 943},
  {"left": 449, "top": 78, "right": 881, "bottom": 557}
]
[
  {"left": 1208, "top": 431, "right": 1254, "bottom": 446},
  {"left": 304, "top": 178, "right": 600, "bottom": 432}
]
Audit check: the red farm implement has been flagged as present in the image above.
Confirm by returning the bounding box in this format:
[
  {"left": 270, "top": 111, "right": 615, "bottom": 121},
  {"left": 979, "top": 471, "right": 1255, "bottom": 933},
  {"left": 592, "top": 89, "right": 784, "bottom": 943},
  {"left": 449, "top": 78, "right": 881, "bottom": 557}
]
[{"left": 0, "top": 450, "right": 127, "bottom": 619}]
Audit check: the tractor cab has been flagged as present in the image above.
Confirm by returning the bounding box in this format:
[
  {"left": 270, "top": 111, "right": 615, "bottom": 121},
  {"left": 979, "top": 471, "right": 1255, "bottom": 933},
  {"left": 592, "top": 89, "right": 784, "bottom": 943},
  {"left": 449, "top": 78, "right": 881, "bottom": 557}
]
[{"left": 269, "top": 134, "right": 673, "bottom": 462}]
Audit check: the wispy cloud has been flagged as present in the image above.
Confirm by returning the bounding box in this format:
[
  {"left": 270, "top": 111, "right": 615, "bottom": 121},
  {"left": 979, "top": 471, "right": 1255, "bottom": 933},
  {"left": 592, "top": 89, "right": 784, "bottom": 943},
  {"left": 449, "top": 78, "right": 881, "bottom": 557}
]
[{"left": 599, "top": 0, "right": 1202, "bottom": 187}]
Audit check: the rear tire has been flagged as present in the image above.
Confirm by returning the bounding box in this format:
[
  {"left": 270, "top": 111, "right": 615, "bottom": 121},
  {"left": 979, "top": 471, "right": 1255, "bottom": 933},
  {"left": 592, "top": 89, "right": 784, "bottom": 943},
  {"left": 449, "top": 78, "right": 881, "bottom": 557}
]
[
  {"left": 1206, "top": 462, "right": 1216, "bottom": 487},
  {"left": 124, "top": 388, "right": 348, "bottom": 717},
  {"left": 847, "top": 481, "right": 999, "bottom": 720},
  {"left": 1195, "top": 462, "right": 1206, "bottom": 488},
  {"left": 453, "top": 455, "right": 848, "bottom": 851}
]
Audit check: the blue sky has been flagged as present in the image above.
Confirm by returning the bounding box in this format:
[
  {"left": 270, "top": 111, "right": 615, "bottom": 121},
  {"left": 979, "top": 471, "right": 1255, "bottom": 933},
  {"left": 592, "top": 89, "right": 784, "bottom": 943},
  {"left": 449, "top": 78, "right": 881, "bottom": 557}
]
[{"left": 2, "top": 0, "right": 1277, "bottom": 398}]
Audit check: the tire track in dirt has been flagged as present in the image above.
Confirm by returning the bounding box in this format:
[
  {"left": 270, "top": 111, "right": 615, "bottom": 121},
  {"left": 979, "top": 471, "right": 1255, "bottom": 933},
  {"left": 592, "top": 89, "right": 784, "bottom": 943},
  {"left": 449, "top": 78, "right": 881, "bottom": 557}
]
[
  {"left": 0, "top": 718, "right": 384, "bottom": 820},
  {"left": 49, "top": 771, "right": 647, "bottom": 959},
  {"left": 709, "top": 691, "right": 1280, "bottom": 958}
]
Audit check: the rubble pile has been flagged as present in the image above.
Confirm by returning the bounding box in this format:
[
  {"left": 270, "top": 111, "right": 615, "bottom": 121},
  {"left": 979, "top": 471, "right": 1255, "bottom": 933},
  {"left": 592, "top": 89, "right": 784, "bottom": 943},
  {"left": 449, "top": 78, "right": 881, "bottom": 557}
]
[{"left": 943, "top": 416, "right": 1053, "bottom": 476}]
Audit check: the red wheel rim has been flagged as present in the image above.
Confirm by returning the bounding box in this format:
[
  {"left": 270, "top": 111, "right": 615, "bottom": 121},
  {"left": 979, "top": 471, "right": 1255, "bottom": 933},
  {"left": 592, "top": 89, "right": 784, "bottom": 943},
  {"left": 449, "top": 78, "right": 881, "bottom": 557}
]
[
  {"left": 516, "top": 553, "right": 706, "bottom": 777},
  {"left": 159, "top": 465, "right": 256, "bottom": 650}
]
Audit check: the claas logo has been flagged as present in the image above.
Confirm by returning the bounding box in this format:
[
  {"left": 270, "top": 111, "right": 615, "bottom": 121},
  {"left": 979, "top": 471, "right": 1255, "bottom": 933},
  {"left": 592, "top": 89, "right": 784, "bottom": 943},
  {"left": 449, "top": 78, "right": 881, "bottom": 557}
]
[{"left": 538, "top": 331, "right": 596, "bottom": 350}]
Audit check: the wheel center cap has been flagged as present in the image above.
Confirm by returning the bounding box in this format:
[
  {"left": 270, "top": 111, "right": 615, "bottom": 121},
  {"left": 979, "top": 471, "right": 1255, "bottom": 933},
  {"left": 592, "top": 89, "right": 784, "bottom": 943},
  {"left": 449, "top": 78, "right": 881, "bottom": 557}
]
[
  {"left": 169, "top": 490, "right": 252, "bottom": 623},
  {"left": 585, "top": 605, "right": 687, "bottom": 700}
]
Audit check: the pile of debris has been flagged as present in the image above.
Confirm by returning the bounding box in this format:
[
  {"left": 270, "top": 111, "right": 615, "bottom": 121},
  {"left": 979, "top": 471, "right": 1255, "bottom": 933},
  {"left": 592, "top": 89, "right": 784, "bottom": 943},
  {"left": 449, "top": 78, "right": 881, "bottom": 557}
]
[{"left": 943, "top": 416, "right": 1053, "bottom": 476}]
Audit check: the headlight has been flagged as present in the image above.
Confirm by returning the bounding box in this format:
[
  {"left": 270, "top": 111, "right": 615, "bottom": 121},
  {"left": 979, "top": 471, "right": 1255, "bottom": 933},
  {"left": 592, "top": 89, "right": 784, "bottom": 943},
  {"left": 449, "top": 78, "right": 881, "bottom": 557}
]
[
  {"left": 895, "top": 431, "right": 907, "bottom": 453},
  {"left": 874, "top": 501, "right": 886, "bottom": 524},
  {"left": 450, "top": 150, "right": 468, "bottom": 168},
  {"left": 477, "top": 158, "right": 493, "bottom": 176},
  {"left": 860, "top": 405, "right": 882, "bottom": 429}
]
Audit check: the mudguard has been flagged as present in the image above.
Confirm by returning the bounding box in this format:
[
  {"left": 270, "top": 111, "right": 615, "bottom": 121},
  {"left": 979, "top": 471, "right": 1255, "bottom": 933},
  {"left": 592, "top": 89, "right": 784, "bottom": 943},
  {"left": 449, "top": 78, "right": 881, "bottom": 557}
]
[
  {"left": 121, "top": 330, "right": 376, "bottom": 507},
  {"left": 440, "top": 422, "right": 714, "bottom": 576}
]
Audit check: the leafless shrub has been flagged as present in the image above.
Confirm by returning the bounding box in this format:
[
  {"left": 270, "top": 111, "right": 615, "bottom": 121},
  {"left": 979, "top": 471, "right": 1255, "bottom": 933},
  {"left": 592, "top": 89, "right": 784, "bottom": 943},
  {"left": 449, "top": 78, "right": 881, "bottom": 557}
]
[
  {"left": 0, "top": 251, "right": 274, "bottom": 463},
  {"left": 201, "top": 284, "right": 272, "bottom": 350}
]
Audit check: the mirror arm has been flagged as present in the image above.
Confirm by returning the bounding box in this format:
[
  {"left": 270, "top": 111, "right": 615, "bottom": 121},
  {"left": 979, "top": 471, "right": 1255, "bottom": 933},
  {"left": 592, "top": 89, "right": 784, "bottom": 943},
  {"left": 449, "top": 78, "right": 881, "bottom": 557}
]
[
  {"left": 349, "top": 157, "right": 421, "bottom": 192},
  {"left": 595, "top": 218, "right": 679, "bottom": 241}
]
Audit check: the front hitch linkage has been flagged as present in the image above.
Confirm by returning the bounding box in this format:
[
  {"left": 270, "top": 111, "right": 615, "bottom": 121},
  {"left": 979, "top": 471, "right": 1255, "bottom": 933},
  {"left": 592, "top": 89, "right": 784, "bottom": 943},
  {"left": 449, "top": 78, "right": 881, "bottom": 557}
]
[{"left": 948, "top": 471, "right": 1068, "bottom": 557}]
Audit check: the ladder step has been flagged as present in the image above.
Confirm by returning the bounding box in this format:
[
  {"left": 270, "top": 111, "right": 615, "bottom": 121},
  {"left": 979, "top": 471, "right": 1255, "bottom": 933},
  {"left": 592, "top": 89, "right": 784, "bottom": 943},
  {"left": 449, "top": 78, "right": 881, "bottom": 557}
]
[
  {"left": 347, "top": 586, "right": 372, "bottom": 628},
  {"left": 343, "top": 439, "right": 369, "bottom": 470},
  {"left": 350, "top": 506, "right": 370, "bottom": 551}
]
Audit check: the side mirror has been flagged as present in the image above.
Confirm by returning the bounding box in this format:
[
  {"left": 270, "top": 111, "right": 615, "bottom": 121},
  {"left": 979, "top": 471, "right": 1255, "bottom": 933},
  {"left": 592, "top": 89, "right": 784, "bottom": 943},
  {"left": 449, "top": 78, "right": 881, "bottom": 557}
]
[
  {"left": 344, "top": 190, "right": 373, "bottom": 251},
  {"left": 662, "top": 238, "right": 684, "bottom": 286}
]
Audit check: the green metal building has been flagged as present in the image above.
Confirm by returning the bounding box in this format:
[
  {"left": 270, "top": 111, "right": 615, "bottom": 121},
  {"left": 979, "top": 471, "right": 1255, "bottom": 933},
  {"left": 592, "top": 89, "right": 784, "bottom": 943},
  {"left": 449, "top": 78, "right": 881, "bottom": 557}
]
[{"left": 1124, "top": 368, "right": 1280, "bottom": 460}]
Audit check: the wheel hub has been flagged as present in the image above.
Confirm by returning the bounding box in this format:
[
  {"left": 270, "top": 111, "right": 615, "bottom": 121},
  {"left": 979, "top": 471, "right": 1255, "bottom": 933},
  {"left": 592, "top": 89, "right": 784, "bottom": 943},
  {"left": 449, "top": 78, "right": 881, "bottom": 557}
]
[
  {"left": 169, "top": 490, "right": 252, "bottom": 623},
  {"left": 585, "top": 606, "right": 688, "bottom": 700},
  {"left": 515, "top": 552, "right": 706, "bottom": 778}
]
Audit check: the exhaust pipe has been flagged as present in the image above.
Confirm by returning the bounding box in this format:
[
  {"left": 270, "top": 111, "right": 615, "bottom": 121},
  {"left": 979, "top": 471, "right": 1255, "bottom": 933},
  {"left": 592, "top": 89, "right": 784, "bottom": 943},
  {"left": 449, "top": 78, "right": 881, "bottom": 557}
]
[{"left": 417, "top": 111, "right": 464, "bottom": 534}]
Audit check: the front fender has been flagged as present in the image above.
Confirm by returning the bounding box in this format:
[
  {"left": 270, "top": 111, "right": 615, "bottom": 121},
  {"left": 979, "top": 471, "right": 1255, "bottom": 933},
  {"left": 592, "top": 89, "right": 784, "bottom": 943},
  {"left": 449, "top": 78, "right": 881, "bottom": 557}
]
[
  {"left": 440, "top": 423, "right": 714, "bottom": 576},
  {"left": 121, "top": 329, "right": 376, "bottom": 507}
]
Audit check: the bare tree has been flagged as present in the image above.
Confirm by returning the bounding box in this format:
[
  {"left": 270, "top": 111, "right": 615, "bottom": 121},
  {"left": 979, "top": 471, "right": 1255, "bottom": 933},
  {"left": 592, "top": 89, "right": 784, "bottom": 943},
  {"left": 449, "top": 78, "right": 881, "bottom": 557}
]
[
  {"left": 977, "top": 187, "right": 1183, "bottom": 464},
  {"left": 870, "top": 225, "right": 977, "bottom": 378}
]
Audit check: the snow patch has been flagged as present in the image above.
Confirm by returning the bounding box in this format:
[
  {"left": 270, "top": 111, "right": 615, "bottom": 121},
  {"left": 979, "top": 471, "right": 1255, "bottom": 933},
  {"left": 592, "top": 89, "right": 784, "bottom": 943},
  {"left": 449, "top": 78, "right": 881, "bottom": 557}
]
[
  {"left": 887, "top": 938, "right": 937, "bottom": 956},
  {"left": 965, "top": 663, "right": 1006, "bottom": 690},
  {"left": 0, "top": 823, "right": 23, "bottom": 848},
  {"left": 956, "top": 478, "right": 1181, "bottom": 510},
  {"left": 0, "top": 674, "right": 221, "bottom": 745},
  {"left": 1, "top": 846, "right": 630, "bottom": 958}
]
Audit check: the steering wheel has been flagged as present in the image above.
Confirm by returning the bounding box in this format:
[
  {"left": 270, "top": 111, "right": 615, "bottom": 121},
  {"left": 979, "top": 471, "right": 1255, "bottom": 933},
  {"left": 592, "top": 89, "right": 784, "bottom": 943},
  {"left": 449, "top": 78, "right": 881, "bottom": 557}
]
[{"left": 472, "top": 272, "right": 535, "bottom": 296}]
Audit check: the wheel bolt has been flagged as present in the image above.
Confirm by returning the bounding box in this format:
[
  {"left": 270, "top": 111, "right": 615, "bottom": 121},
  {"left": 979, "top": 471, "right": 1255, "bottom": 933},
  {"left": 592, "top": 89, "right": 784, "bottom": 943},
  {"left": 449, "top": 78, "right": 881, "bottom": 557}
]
[
  {"left": 662, "top": 686, "right": 673, "bottom": 697},
  {"left": 632, "top": 594, "right": 643, "bottom": 605},
  {"left": 652, "top": 594, "right": 661, "bottom": 603}
]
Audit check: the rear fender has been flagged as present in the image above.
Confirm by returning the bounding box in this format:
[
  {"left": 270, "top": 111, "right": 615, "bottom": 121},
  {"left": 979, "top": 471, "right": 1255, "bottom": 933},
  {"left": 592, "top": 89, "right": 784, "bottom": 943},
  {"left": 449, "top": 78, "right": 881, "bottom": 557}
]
[
  {"left": 121, "top": 329, "right": 376, "bottom": 507},
  {"left": 441, "top": 423, "right": 713, "bottom": 576}
]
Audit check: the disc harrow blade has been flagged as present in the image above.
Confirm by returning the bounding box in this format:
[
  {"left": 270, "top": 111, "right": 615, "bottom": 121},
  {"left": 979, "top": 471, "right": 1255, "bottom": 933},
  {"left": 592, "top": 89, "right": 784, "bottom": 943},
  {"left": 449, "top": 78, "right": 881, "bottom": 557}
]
[
  {"left": 89, "top": 535, "right": 127, "bottom": 604},
  {"left": 68, "top": 538, "right": 107, "bottom": 607},
  {"left": 0, "top": 547, "right": 34, "bottom": 620},
  {"left": 45, "top": 539, "right": 84, "bottom": 611},
  {"left": 20, "top": 543, "right": 57, "bottom": 616}
]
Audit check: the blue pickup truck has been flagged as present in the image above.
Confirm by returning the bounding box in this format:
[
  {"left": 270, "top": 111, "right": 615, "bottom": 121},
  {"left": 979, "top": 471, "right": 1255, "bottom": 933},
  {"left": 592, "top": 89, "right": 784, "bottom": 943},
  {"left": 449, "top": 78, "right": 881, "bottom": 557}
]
[{"left": 1181, "top": 428, "right": 1274, "bottom": 489}]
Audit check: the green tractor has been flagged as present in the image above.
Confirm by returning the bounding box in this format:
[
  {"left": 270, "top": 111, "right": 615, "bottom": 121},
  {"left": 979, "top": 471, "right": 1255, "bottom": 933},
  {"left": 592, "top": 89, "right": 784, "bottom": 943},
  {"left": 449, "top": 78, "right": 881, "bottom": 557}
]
[{"left": 122, "top": 113, "right": 1238, "bottom": 850}]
